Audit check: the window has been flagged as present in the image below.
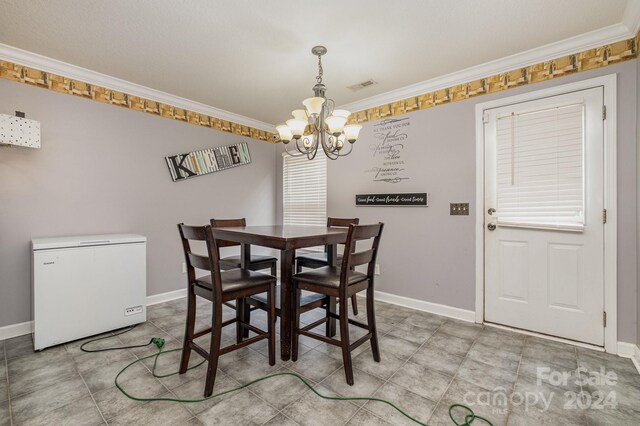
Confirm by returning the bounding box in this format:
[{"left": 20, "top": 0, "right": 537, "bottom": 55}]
[
  {"left": 283, "top": 153, "right": 327, "bottom": 226},
  {"left": 495, "top": 103, "right": 585, "bottom": 230}
]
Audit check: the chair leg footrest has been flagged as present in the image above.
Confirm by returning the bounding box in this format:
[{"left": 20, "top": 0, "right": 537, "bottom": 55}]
[
  {"left": 300, "top": 317, "right": 328, "bottom": 332},
  {"left": 219, "top": 333, "right": 269, "bottom": 355},
  {"left": 349, "top": 333, "right": 372, "bottom": 351},
  {"left": 297, "top": 328, "right": 342, "bottom": 347},
  {"left": 193, "top": 327, "right": 213, "bottom": 339}
]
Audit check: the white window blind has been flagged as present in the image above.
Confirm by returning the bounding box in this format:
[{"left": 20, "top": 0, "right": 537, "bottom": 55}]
[
  {"left": 495, "top": 103, "right": 585, "bottom": 230},
  {"left": 283, "top": 154, "right": 327, "bottom": 226}
]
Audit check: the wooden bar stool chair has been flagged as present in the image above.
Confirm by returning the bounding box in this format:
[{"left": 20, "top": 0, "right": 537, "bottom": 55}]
[
  {"left": 291, "top": 223, "right": 384, "bottom": 385},
  {"left": 211, "top": 218, "right": 279, "bottom": 337},
  {"left": 295, "top": 217, "right": 360, "bottom": 315},
  {"left": 177, "top": 223, "right": 276, "bottom": 397}
]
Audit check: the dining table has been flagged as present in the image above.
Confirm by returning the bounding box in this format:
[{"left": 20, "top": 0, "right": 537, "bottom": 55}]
[{"left": 211, "top": 225, "right": 349, "bottom": 361}]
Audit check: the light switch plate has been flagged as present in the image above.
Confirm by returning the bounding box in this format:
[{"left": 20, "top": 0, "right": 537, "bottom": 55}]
[{"left": 450, "top": 203, "right": 470, "bottom": 215}]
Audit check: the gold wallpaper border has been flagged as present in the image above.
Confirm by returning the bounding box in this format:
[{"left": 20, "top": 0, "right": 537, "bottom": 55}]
[
  {"left": 345, "top": 32, "right": 639, "bottom": 126},
  {"left": 0, "top": 32, "right": 637, "bottom": 142},
  {"left": 0, "top": 60, "right": 277, "bottom": 143}
]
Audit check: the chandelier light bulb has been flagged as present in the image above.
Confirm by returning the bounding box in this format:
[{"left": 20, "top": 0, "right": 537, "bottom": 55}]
[
  {"left": 276, "top": 124, "right": 293, "bottom": 143},
  {"left": 331, "top": 109, "right": 351, "bottom": 119},
  {"left": 286, "top": 118, "right": 307, "bottom": 138},
  {"left": 325, "top": 115, "right": 348, "bottom": 136},
  {"left": 303, "top": 97, "right": 325, "bottom": 116},
  {"left": 343, "top": 124, "right": 362, "bottom": 143},
  {"left": 291, "top": 109, "right": 308, "bottom": 121}
]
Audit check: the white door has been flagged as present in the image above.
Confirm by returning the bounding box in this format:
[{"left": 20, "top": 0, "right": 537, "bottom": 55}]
[{"left": 484, "top": 87, "right": 604, "bottom": 345}]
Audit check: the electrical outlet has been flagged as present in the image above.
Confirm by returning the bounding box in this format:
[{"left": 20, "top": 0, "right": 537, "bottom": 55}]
[
  {"left": 124, "top": 305, "right": 143, "bottom": 316},
  {"left": 375, "top": 264, "right": 381, "bottom": 275},
  {"left": 450, "top": 203, "right": 470, "bottom": 215},
  {"left": 182, "top": 262, "right": 186, "bottom": 273}
]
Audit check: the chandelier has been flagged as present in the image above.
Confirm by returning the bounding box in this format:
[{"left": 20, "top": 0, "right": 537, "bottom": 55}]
[{"left": 276, "top": 46, "right": 362, "bottom": 160}]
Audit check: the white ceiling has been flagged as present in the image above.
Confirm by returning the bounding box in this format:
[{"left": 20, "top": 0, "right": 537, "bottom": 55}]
[{"left": 0, "top": 0, "right": 632, "bottom": 125}]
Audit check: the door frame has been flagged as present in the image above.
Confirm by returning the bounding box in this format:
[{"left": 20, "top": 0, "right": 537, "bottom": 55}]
[{"left": 474, "top": 74, "right": 617, "bottom": 352}]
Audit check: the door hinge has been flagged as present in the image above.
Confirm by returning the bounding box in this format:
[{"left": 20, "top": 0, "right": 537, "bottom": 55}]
[
  {"left": 602, "top": 208, "right": 607, "bottom": 224},
  {"left": 602, "top": 105, "right": 606, "bottom": 120},
  {"left": 482, "top": 112, "right": 489, "bottom": 123},
  {"left": 603, "top": 311, "right": 607, "bottom": 327}
]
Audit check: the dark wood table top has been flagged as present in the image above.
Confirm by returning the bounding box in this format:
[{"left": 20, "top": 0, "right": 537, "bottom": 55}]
[{"left": 212, "top": 225, "right": 348, "bottom": 250}]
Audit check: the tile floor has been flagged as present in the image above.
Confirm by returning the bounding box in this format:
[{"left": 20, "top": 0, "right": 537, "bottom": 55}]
[{"left": 1, "top": 296, "right": 639, "bottom": 425}]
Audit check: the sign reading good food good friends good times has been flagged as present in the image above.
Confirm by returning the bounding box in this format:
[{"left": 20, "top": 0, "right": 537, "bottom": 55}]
[
  {"left": 165, "top": 142, "right": 251, "bottom": 181},
  {"left": 356, "top": 193, "right": 428, "bottom": 207}
]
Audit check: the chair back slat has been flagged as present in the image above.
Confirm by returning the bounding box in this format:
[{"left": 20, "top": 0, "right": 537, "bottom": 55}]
[
  {"left": 188, "top": 252, "right": 211, "bottom": 271},
  {"left": 351, "top": 223, "right": 383, "bottom": 240},
  {"left": 178, "top": 223, "right": 223, "bottom": 297},
  {"left": 180, "top": 224, "right": 208, "bottom": 241},
  {"left": 349, "top": 248, "right": 374, "bottom": 268},
  {"left": 339, "top": 222, "right": 384, "bottom": 293},
  {"left": 211, "top": 218, "right": 246, "bottom": 247},
  {"left": 327, "top": 217, "right": 359, "bottom": 227}
]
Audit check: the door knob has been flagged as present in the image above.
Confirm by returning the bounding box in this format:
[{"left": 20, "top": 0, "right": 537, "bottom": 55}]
[{"left": 487, "top": 223, "right": 496, "bottom": 231}]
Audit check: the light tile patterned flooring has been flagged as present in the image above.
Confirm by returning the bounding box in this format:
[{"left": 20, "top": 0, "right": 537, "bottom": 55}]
[{"left": 1, "top": 296, "right": 639, "bottom": 425}]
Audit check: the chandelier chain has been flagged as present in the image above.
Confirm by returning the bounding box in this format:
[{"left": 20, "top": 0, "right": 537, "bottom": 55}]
[{"left": 316, "top": 53, "right": 323, "bottom": 84}]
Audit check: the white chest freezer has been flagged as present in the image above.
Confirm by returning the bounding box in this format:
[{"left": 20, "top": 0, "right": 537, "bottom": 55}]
[{"left": 31, "top": 234, "right": 147, "bottom": 350}]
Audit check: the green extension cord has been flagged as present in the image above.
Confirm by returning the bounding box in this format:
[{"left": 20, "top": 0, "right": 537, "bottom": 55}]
[{"left": 81, "top": 326, "right": 492, "bottom": 426}]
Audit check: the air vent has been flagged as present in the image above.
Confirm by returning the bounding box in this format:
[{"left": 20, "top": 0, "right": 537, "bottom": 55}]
[{"left": 347, "top": 79, "right": 377, "bottom": 91}]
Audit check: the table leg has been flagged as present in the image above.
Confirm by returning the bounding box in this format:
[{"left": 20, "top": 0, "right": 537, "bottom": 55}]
[
  {"left": 280, "top": 249, "right": 294, "bottom": 361},
  {"left": 326, "top": 297, "right": 337, "bottom": 337},
  {"left": 240, "top": 243, "right": 251, "bottom": 268},
  {"left": 327, "top": 243, "right": 338, "bottom": 267},
  {"left": 326, "top": 244, "right": 337, "bottom": 337},
  {"left": 240, "top": 243, "right": 251, "bottom": 338}
]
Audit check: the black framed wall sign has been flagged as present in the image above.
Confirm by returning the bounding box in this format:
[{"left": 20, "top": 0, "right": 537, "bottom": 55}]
[
  {"left": 355, "top": 193, "right": 428, "bottom": 206},
  {"left": 165, "top": 142, "right": 251, "bottom": 181}
]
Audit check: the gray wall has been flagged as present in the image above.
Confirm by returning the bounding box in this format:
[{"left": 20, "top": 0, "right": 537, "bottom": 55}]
[
  {"left": 0, "top": 79, "right": 277, "bottom": 328},
  {"left": 318, "top": 61, "right": 638, "bottom": 343}
]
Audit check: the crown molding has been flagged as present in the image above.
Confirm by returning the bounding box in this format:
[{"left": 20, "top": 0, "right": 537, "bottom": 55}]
[
  {"left": 339, "top": 21, "right": 639, "bottom": 113},
  {"left": 0, "top": 43, "right": 276, "bottom": 133},
  {"left": 2, "top": 2, "right": 638, "bottom": 132},
  {"left": 623, "top": 0, "right": 640, "bottom": 35}
]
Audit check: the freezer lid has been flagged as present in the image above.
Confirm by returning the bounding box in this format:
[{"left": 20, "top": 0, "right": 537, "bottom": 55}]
[{"left": 32, "top": 234, "right": 147, "bottom": 250}]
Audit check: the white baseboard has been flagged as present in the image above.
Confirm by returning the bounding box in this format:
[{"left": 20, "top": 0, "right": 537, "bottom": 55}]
[
  {"left": 374, "top": 290, "right": 476, "bottom": 323},
  {"left": 0, "top": 289, "right": 188, "bottom": 341},
  {"left": 146, "top": 288, "right": 187, "bottom": 306},
  {"left": 617, "top": 342, "right": 640, "bottom": 374},
  {"left": 0, "top": 320, "right": 33, "bottom": 341}
]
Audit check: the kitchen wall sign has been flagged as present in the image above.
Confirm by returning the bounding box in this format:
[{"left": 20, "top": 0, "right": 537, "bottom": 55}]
[{"left": 165, "top": 142, "right": 251, "bottom": 181}]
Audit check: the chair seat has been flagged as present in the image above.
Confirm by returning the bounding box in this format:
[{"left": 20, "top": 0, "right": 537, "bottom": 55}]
[
  {"left": 220, "top": 254, "right": 278, "bottom": 267},
  {"left": 250, "top": 286, "right": 327, "bottom": 310},
  {"left": 293, "top": 266, "right": 367, "bottom": 290},
  {"left": 196, "top": 269, "right": 275, "bottom": 294},
  {"left": 295, "top": 252, "right": 343, "bottom": 264}
]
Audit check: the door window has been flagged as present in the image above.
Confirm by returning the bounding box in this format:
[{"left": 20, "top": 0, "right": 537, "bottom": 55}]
[{"left": 495, "top": 103, "right": 585, "bottom": 231}]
